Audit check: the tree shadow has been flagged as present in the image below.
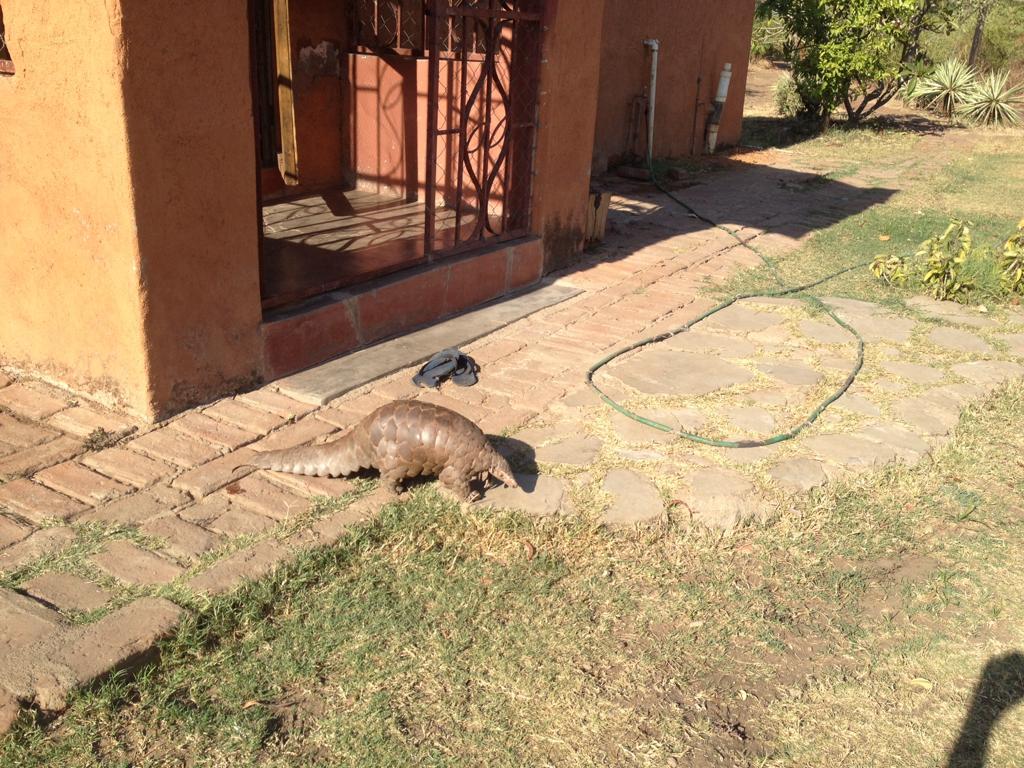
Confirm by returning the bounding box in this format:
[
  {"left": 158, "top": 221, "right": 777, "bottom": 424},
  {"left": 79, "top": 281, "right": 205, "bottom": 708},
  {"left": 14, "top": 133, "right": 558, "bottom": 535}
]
[
  {"left": 947, "top": 651, "right": 1024, "bottom": 768},
  {"left": 741, "top": 110, "right": 961, "bottom": 150}
]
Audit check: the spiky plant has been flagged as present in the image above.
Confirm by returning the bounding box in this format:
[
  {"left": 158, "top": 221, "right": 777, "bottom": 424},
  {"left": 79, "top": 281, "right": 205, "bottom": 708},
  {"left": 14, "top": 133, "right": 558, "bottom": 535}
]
[
  {"left": 901, "top": 60, "right": 935, "bottom": 106},
  {"left": 914, "top": 60, "right": 978, "bottom": 118},
  {"left": 958, "top": 70, "right": 1024, "bottom": 127}
]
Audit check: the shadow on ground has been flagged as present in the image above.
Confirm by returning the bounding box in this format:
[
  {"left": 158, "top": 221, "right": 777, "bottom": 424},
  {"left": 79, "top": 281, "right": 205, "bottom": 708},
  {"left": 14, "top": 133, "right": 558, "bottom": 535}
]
[
  {"left": 586, "top": 158, "right": 898, "bottom": 271},
  {"left": 742, "top": 113, "right": 959, "bottom": 150},
  {"left": 489, "top": 436, "right": 537, "bottom": 480},
  {"left": 947, "top": 651, "right": 1024, "bottom": 767}
]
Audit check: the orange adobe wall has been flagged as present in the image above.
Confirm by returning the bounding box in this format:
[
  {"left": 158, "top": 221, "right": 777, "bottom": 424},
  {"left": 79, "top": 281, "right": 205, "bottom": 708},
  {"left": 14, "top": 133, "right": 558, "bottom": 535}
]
[
  {"left": 1, "top": 0, "right": 264, "bottom": 420},
  {"left": 530, "top": 0, "right": 608, "bottom": 271},
  {"left": 592, "top": 0, "right": 755, "bottom": 169},
  {"left": 117, "top": 0, "right": 264, "bottom": 418},
  {"left": 0, "top": 0, "right": 151, "bottom": 412}
]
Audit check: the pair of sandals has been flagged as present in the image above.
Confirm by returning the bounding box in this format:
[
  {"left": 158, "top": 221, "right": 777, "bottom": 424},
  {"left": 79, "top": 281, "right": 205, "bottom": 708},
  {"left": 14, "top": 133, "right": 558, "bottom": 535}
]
[{"left": 412, "top": 347, "right": 479, "bottom": 389}]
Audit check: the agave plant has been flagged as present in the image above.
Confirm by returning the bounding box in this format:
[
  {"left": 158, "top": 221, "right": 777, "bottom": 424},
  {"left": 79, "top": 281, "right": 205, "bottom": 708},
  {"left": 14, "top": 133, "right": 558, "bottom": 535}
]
[
  {"left": 901, "top": 60, "right": 935, "bottom": 106},
  {"left": 958, "top": 71, "right": 1024, "bottom": 127},
  {"left": 914, "top": 60, "right": 978, "bottom": 117}
]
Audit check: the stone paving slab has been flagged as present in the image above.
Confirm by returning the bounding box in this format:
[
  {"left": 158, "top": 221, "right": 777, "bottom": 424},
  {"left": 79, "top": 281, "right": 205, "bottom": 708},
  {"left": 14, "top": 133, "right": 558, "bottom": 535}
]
[
  {"left": 91, "top": 540, "right": 185, "bottom": 587},
  {"left": 928, "top": 326, "right": 992, "bottom": 354},
  {"left": 0, "top": 383, "right": 69, "bottom": 420},
  {"left": 140, "top": 515, "right": 224, "bottom": 563},
  {"left": 475, "top": 474, "right": 566, "bottom": 518},
  {"left": 46, "top": 407, "right": 136, "bottom": 439},
  {"left": 535, "top": 435, "right": 602, "bottom": 466},
  {"left": 768, "top": 457, "right": 829, "bottom": 493},
  {"left": 602, "top": 469, "right": 664, "bottom": 525},
  {"left": 0, "top": 516, "right": 30, "bottom": 550},
  {"left": 610, "top": 350, "right": 755, "bottom": 396},
  {"left": 80, "top": 485, "right": 190, "bottom": 526},
  {"left": 81, "top": 448, "right": 176, "bottom": 488},
  {"left": 686, "top": 468, "right": 768, "bottom": 530}
]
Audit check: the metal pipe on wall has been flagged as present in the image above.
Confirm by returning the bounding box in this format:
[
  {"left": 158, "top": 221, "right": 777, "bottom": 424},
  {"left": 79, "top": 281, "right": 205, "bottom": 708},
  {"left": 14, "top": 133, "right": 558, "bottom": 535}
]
[
  {"left": 705, "top": 62, "right": 733, "bottom": 153},
  {"left": 643, "top": 39, "right": 659, "bottom": 165}
]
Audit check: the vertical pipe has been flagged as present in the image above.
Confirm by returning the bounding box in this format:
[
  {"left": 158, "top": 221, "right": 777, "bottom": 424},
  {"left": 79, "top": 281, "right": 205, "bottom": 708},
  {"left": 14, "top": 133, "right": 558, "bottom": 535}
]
[
  {"left": 454, "top": 12, "right": 469, "bottom": 248},
  {"left": 424, "top": 0, "right": 442, "bottom": 257},
  {"left": 705, "top": 62, "right": 732, "bottom": 154},
  {"left": 501, "top": 17, "right": 514, "bottom": 236},
  {"left": 477, "top": 0, "right": 497, "bottom": 240},
  {"left": 643, "top": 39, "right": 660, "bottom": 167}
]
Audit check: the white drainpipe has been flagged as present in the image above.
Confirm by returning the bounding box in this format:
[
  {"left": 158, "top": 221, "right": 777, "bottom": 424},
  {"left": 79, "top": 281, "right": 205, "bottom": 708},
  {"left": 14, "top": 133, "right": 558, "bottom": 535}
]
[
  {"left": 643, "top": 39, "right": 660, "bottom": 166},
  {"left": 705, "top": 62, "right": 733, "bottom": 154}
]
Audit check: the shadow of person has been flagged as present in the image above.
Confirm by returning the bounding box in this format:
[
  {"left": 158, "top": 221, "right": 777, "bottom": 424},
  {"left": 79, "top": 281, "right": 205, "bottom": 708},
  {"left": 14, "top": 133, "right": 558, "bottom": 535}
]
[{"left": 947, "top": 651, "right": 1024, "bottom": 768}]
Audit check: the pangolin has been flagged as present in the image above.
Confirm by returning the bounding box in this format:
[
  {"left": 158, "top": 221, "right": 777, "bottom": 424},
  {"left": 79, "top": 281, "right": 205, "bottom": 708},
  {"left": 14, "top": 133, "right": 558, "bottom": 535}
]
[{"left": 247, "top": 400, "right": 517, "bottom": 501}]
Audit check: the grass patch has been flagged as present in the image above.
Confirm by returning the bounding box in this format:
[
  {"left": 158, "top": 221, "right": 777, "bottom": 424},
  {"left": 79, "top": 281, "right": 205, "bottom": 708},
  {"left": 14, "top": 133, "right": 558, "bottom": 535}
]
[{"left": 721, "top": 133, "right": 1024, "bottom": 310}]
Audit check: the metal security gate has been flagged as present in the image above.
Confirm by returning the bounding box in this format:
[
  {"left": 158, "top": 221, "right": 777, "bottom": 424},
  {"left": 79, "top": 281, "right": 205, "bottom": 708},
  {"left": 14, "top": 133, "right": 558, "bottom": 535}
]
[{"left": 424, "top": 0, "right": 543, "bottom": 256}]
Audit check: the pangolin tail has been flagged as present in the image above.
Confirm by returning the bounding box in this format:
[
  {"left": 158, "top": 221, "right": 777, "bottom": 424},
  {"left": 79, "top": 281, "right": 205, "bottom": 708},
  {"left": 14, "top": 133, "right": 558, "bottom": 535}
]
[{"left": 249, "top": 431, "right": 372, "bottom": 478}]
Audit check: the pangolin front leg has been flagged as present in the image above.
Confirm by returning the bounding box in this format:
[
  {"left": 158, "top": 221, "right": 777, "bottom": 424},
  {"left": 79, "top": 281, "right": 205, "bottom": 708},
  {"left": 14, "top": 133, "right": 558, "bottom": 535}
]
[
  {"left": 438, "top": 465, "right": 478, "bottom": 502},
  {"left": 379, "top": 466, "right": 407, "bottom": 497}
]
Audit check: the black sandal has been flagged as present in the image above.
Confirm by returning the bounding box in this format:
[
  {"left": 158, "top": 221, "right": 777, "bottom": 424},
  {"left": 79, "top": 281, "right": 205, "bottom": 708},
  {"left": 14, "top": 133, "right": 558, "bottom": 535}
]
[{"left": 412, "top": 348, "right": 479, "bottom": 389}]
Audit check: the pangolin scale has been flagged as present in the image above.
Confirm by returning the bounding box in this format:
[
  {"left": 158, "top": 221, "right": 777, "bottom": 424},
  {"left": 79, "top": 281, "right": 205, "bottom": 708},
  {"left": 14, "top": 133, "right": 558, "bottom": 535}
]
[{"left": 248, "top": 400, "right": 517, "bottom": 501}]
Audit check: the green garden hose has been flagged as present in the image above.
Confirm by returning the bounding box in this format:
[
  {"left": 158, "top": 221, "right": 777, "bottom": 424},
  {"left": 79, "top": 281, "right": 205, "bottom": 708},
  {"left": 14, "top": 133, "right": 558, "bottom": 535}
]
[{"left": 585, "top": 165, "right": 873, "bottom": 449}]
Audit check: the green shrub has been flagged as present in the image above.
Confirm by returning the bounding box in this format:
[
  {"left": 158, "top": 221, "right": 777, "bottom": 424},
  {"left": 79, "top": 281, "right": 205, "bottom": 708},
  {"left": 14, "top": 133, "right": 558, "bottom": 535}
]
[
  {"left": 918, "top": 219, "right": 975, "bottom": 303},
  {"left": 958, "top": 70, "right": 1024, "bottom": 126},
  {"left": 757, "top": 0, "right": 956, "bottom": 127},
  {"left": 901, "top": 60, "right": 935, "bottom": 106},
  {"left": 870, "top": 218, "right": 1024, "bottom": 304},
  {"left": 870, "top": 254, "right": 911, "bottom": 285},
  {"left": 774, "top": 74, "right": 804, "bottom": 117},
  {"left": 1001, "top": 219, "right": 1024, "bottom": 295}
]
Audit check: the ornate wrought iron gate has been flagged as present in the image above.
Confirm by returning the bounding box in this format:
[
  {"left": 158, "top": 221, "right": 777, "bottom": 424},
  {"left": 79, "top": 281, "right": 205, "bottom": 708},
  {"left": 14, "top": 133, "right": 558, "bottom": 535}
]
[{"left": 424, "top": 0, "right": 543, "bottom": 256}]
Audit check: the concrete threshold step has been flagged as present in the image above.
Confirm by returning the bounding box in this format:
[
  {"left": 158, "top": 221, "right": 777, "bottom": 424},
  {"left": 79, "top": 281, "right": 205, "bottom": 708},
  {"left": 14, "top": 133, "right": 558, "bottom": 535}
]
[{"left": 273, "top": 280, "right": 581, "bottom": 405}]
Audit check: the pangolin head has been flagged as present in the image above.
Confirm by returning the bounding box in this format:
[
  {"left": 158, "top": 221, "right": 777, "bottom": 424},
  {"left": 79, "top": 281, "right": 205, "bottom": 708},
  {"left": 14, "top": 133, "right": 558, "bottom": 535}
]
[{"left": 488, "top": 450, "right": 519, "bottom": 489}]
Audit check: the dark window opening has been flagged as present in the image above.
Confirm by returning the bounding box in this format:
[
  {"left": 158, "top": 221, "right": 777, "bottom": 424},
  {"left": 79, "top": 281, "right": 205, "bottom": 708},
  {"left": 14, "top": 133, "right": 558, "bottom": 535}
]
[
  {"left": 252, "top": 0, "right": 280, "bottom": 168},
  {"left": 0, "top": 5, "right": 14, "bottom": 76}
]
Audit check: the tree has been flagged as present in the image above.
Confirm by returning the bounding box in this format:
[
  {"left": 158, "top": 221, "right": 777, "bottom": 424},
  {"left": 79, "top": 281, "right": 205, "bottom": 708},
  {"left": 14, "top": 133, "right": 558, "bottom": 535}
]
[
  {"left": 967, "top": 0, "right": 993, "bottom": 66},
  {"left": 758, "top": 0, "right": 956, "bottom": 126}
]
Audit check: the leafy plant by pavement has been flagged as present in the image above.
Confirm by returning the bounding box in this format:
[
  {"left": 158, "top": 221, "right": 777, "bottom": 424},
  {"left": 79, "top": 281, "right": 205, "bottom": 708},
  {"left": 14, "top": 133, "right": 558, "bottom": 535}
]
[
  {"left": 868, "top": 218, "right": 1024, "bottom": 304},
  {"left": 83, "top": 428, "right": 120, "bottom": 452},
  {"left": 870, "top": 253, "right": 911, "bottom": 285},
  {"left": 919, "top": 218, "right": 976, "bottom": 302},
  {"left": 1001, "top": 218, "right": 1024, "bottom": 295}
]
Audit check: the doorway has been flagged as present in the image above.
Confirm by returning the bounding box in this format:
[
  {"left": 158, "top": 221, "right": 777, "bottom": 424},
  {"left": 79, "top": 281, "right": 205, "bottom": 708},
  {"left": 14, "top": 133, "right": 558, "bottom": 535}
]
[{"left": 251, "top": 0, "right": 544, "bottom": 312}]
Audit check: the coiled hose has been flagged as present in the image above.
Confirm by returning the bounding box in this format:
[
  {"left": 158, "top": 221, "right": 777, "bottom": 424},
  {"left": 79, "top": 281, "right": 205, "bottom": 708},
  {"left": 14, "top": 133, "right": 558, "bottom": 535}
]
[{"left": 585, "top": 164, "right": 872, "bottom": 449}]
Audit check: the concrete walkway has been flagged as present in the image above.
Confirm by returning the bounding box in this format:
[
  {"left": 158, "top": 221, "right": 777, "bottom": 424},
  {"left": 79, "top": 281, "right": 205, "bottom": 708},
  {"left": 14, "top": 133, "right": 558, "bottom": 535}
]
[{"left": 2, "top": 133, "right": 1023, "bottom": 733}]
